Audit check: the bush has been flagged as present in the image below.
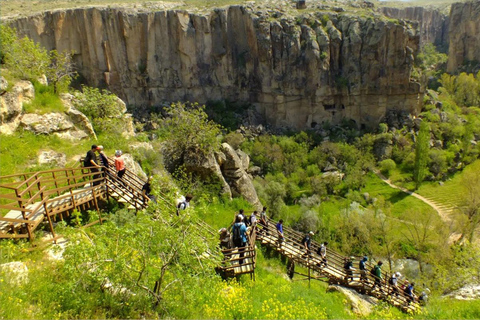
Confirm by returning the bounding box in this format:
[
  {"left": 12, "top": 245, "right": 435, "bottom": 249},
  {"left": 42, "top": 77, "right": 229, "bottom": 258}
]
[
  {"left": 22, "top": 82, "right": 65, "bottom": 114},
  {"left": 379, "top": 159, "right": 397, "bottom": 177}
]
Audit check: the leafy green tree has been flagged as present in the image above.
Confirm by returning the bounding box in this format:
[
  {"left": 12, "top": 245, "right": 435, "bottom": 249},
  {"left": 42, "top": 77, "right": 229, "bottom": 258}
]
[
  {"left": 379, "top": 159, "right": 396, "bottom": 177},
  {"left": 158, "top": 103, "right": 222, "bottom": 172},
  {"left": 1, "top": 28, "right": 49, "bottom": 81},
  {"left": 413, "top": 121, "right": 430, "bottom": 189},
  {"left": 46, "top": 49, "right": 77, "bottom": 93},
  {"left": 458, "top": 171, "right": 480, "bottom": 243}
]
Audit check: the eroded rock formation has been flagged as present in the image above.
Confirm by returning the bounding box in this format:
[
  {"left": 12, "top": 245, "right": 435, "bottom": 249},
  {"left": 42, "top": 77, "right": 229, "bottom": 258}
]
[
  {"left": 447, "top": 1, "right": 480, "bottom": 73},
  {"left": 379, "top": 6, "right": 449, "bottom": 49},
  {"left": 7, "top": 6, "right": 422, "bottom": 130}
]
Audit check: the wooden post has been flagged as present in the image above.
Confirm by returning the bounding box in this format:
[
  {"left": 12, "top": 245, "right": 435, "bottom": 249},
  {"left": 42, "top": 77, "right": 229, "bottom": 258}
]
[
  {"left": 41, "top": 184, "right": 57, "bottom": 244},
  {"left": 17, "top": 186, "right": 33, "bottom": 242},
  {"left": 91, "top": 185, "right": 102, "bottom": 224},
  {"left": 308, "top": 255, "right": 311, "bottom": 288},
  {"left": 52, "top": 171, "right": 60, "bottom": 197},
  {"left": 23, "top": 174, "right": 33, "bottom": 199}
]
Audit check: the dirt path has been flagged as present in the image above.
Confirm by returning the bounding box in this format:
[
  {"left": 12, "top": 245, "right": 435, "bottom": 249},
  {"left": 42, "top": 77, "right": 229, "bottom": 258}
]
[{"left": 374, "top": 171, "right": 460, "bottom": 243}]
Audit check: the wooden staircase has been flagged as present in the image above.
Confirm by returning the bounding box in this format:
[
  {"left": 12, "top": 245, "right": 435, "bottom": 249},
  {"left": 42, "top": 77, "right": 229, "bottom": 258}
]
[{"left": 257, "top": 217, "right": 420, "bottom": 313}]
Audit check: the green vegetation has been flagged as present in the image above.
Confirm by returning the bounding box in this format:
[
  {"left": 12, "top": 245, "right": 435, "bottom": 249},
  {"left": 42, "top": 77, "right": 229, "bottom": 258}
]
[{"left": 22, "top": 82, "right": 66, "bottom": 114}]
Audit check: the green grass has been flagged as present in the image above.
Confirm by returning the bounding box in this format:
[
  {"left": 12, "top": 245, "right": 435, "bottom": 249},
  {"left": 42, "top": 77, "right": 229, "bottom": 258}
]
[
  {"left": 416, "top": 159, "right": 480, "bottom": 209},
  {"left": 362, "top": 172, "right": 436, "bottom": 217},
  {"left": 22, "top": 82, "right": 66, "bottom": 115}
]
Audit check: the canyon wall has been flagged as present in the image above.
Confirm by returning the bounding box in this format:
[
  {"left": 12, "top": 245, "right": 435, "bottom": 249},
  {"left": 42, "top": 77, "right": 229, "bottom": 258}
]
[
  {"left": 447, "top": 1, "right": 480, "bottom": 73},
  {"left": 7, "top": 7, "right": 422, "bottom": 130},
  {"left": 379, "top": 6, "right": 449, "bottom": 49}
]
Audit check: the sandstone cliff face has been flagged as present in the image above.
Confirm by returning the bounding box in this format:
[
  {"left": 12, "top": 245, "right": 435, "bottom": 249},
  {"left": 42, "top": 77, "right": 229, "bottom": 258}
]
[
  {"left": 379, "top": 6, "right": 448, "bottom": 49},
  {"left": 447, "top": 1, "right": 480, "bottom": 73},
  {"left": 7, "top": 6, "right": 422, "bottom": 130}
]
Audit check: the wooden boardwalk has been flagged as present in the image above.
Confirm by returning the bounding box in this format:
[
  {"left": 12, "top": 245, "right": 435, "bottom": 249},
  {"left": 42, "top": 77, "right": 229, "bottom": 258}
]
[{"left": 0, "top": 162, "right": 149, "bottom": 241}]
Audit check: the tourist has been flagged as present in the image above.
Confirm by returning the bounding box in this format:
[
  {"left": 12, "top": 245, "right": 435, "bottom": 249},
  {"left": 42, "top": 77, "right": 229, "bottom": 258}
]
[
  {"left": 259, "top": 206, "right": 269, "bottom": 235},
  {"left": 142, "top": 176, "right": 156, "bottom": 203},
  {"left": 250, "top": 210, "right": 258, "bottom": 227},
  {"left": 359, "top": 256, "right": 368, "bottom": 282},
  {"left": 218, "top": 227, "right": 231, "bottom": 250},
  {"left": 96, "top": 145, "right": 110, "bottom": 179},
  {"left": 302, "top": 231, "right": 314, "bottom": 256},
  {"left": 231, "top": 215, "right": 247, "bottom": 264},
  {"left": 176, "top": 194, "right": 192, "bottom": 216},
  {"left": 405, "top": 282, "right": 416, "bottom": 304},
  {"left": 114, "top": 150, "right": 126, "bottom": 183},
  {"left": 276, "top": 219, "right": 284, "bottom": 243},
  {"left": 84, "top": 144, "right": 101, "bottom": 186},
  {"left": 372, "top": 261, "right": 383, "bottom": 292},
  {"left": 317, "top": 242, "right": 328, "bottom": 267},
  {"left": 344, "top": 256, "right": 355, "bottom": 282},
  {"left": 389, "top": 272, "right": 401, "bottom": 297}
]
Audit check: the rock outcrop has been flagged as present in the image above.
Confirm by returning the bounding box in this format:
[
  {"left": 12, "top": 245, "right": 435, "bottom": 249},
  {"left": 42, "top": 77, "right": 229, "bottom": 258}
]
[
  {"left": 379, "top": 6, "right": 449, "bottom": 48},
  {"left": 447, "top": 1, "right": 480, "bottom": 73},
  {"left": 7, "top": 6, "right": 422, "bottom": 130},
  {"left": 38, "top": 150, "right": 67, "bottom": 167},
  {"left": 0, "top": 79, "right": 34, "bottom": 134},
  {"left": 327, "top": 284, "right": 377, "bottom": 316}
]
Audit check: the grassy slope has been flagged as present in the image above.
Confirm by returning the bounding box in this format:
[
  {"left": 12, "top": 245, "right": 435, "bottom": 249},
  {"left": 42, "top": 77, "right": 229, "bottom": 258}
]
[{"left": 416, "top": 159, "right": 480, "bottom": 210}]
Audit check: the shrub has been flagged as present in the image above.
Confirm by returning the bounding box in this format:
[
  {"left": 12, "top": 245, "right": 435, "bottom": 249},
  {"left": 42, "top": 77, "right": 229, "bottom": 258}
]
[{"left": 379, "top": 159, "right": 396, "bottom": 177}]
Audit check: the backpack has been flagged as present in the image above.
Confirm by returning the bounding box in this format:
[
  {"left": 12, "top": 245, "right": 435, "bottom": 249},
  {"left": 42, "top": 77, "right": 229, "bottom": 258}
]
[
  {"left": 232, "top": 224, "right": 242, "bottom": 245},
  {"left": 177, "top": 201, "right": 187, "bottom": 210},
  {"left": 389, "top": 276, "right": 395, "bottom": 285},
  {"left": 370, "top": 266, "right": 377, "bottom": 276}
]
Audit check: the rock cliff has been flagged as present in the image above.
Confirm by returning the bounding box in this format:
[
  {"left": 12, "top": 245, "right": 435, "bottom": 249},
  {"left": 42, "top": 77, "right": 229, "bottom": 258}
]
[
  {"left": 379, "top": 6, "right": 448, "bottom": 49},
  {"left": 7, "top": 6, "right": 422, "bottom": 130},
  {"left": 447, "top": 1, "right": 480, "bottom": 73}
]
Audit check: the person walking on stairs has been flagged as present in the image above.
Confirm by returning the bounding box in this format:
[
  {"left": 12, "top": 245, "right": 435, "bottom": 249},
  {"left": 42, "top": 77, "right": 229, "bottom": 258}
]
[
  {"left": 231, "top": 215, "right": 247, "bottom": 264},
  {"left": 371, "top": 261, "right": 384, "bottom": 292},
  {"left": 259, "top": 206, "right": 268, "bottom": 236},
  {"left": 317, "top": 242, "right": 328, "bottom": 268},
  {"left": 176, "top": 194, "right": 192, "bottom": 216},
  {"left": 84, "top": 145, "right": 102, "bottom": 186},
  {"left": 359, "top": 256, "right": 368, "bottom": 283},
  {"left": 142, "top": 176, "right": 157, "bottom": 204},
  {"left": 302, "top": 231, "right": 314, "bottom": 257},
  {"left": 276, "top": 219, "right": 285, "bottom": 245},
  {"left": 344, "top": 256, "right": 355, "bottom": 282},
  {"left": 114, "top": 150, "right": 126, "bottom": 185},
  {"left": 389, "top": 272, "right": 401, "bottom": 297}
]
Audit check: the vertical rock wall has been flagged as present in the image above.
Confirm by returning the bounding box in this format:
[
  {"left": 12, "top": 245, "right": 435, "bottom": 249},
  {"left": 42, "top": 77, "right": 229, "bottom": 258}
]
[
  {"left": 379, "top": 6, "right": 449, "bottom": 49},
  {"left": 447, "top": 1, "right": 480, "bottom": 73},
  {"left": 7, "top": 6, "right": 423, "bottom": 130}
]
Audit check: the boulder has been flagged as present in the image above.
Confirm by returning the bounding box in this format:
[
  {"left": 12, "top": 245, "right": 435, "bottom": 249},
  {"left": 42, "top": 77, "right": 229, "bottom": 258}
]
[
  {"left": 0, "top": 261, "right": 28, "bottom": 285},
  {"left": 0, "top": 80, "right": 34, "bottom": 134},
  {"left": 38, "top": 150, "right": 67, "bottom": 167},
  {"left": 60, "top": 93, "right": 96, "bottom": 139},
  {"left": 220, "top": 143, "right": 261, "bottom": 208},
  {"left": 445, "top": 284, "right": 480, "bottom": 300},
  {"left": 20, "top": 112, "right": 74, "bottom": 134},
  {"left": 236, "top": 149, "right": 250, "bottom": 171},
  {"left": 183, "top": 148, "right": 232, "bottom": 197},
  {"left": 327, "top": 285, "right": 377, "bottom": 316}
]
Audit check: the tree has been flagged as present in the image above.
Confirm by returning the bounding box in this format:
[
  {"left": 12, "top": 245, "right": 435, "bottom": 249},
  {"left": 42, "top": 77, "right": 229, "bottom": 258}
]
[
  {"left": 0, "top": 25, "right": 49, "bottom": 81},
  {"left": 46, "top": 49, "right": 77, "bottom": 93},
  {"left": 458, "top": 171, "right": 480, "bottom": 243},
  {"left": 158, "top": 103, "right": 223, "bottom": 171},
  {"left": 413, "top": 121, "right": 430, "bottom": 189}
]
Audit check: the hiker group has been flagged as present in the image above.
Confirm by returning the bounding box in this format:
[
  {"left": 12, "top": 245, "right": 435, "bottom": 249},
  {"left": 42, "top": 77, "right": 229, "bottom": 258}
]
[{"left": 83, "top": 144, "right": 127, "bottom": 186}]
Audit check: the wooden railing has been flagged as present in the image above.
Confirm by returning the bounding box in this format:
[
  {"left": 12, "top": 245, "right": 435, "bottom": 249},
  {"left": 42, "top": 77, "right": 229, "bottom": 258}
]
[{"left": 218, "top": 225, "right": 257, "bottom": 278}]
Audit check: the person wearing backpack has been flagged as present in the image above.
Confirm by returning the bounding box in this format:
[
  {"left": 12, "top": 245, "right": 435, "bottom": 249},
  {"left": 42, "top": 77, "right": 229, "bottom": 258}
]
[
  {"left": 176, "top": 194, "right": 192, "bottom": 216},
  {"left": 359, "top": 256, "right": 368, "bottom": 282},
  {"left": 276, "top": 219, "right": 285, "bottom": 244},
  {"left": 317, "top": 242, "right": 328, "bottom": 268},
  {"left": 344, "top": 257, "right": 355, "bottom": 282},
  {"left": 302, "top": 231, "right": 314, "bottom": 257},
  {"left": 389, "top": 272, "right": 401, "bottom": 297},
  {"left": 371, "top": 261, "right": 383, "bottom": 292},
  {"left": 84, "top": 145, "right": 102, "bottom": 186},
  {"left": 231, "top": 215, "right": 247, "bottom": 264},
  {"left": 405, "top": 282, "right": 416, "bottom": 304}
]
